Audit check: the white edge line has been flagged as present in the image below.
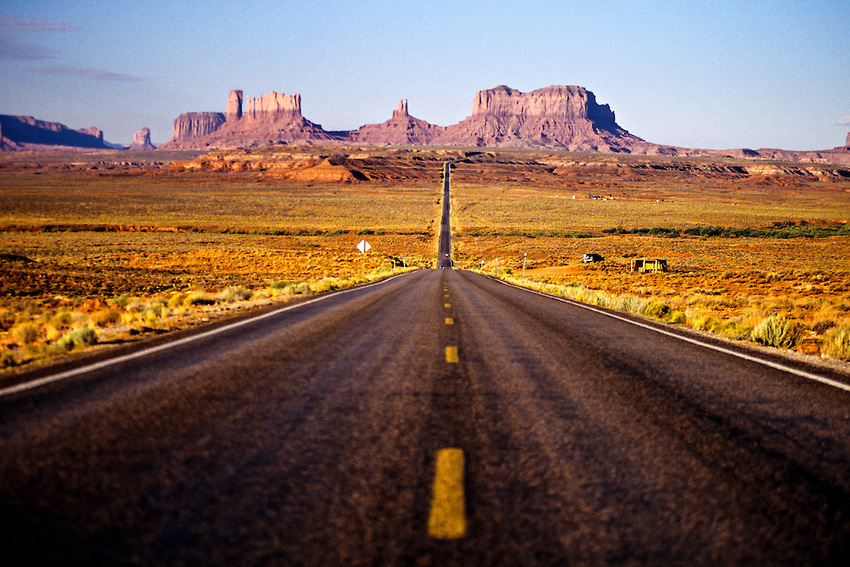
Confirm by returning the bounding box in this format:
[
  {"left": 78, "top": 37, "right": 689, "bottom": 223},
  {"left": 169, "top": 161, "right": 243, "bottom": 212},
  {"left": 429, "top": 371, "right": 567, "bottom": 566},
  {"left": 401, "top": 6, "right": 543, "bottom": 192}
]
[
  {"left": 493, "top": 277, "right": 850, "bottom": 394},
  {"left": 0, "top": 272, "right": 415, "bottom": 398}
]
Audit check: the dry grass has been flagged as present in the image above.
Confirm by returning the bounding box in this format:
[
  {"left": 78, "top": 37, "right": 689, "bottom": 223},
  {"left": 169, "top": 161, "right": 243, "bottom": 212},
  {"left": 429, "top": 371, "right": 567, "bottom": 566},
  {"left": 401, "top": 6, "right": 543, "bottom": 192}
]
[{"left": 2, "top": 146, "right": 849, "bottom": 370}]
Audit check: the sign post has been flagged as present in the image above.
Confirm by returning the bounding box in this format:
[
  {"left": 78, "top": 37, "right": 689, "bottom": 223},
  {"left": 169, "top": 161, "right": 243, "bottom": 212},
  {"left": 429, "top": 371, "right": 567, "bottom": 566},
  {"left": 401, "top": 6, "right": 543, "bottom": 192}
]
[{"left": 357, "top": 240, "right": 371, "bottom": 272}]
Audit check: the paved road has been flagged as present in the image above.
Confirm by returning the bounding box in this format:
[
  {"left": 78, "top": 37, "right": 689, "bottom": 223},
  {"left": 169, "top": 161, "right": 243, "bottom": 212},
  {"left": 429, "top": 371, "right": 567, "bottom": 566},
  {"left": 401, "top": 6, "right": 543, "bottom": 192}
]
[{"left": 1, "top": 162, "right": 850, "bottom": 565}]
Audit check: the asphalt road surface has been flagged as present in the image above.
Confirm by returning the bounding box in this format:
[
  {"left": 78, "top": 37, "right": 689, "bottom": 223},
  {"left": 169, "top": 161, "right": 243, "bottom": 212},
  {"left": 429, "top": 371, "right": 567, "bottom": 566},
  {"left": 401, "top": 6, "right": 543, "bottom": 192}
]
[{"left": 1, "top": 162, "right": 850, "bottom": 565}]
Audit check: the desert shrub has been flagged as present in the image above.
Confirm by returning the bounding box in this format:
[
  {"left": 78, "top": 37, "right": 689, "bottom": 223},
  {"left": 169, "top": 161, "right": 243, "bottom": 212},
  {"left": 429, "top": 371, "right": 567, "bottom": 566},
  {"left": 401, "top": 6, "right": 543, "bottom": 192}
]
[
  {"left": 812, "top": 319, "right": 836, "bottom": 334},
  {"left": 270, "top": 280, "right": 292, "bottom": 290},
  {"left": 183, "top": 292, "right": 215, "bottom": 307},
  {"left": 668, "top": 310, "right": 687, "bottom": 325},
  {"left": 167, "top": 292, "right": 186, "bottom": 309},
  {"left": 49, "top": 309, "right": 74, "bottom": 329},
  {"left": 751, "top": 315, "right": 799, "bottom": 349},
  {"left": 0, "top": 350, "right": 17, "bottom": 368},
  {"left": 611, "top": 295, "right": 648, "bottom": 315},
  {"left": 53, "top": 325, "right": 98, "bottom": 352},
  {"left": 10, "top": 322, "right": 39, "bottom": 345},
  {"left": 218, "top": 287, "right": 253, "bottom": 303},
  {"left": 91, "top": 309, "right": 122, "bottom": 327},
  {"left": 644, "top": 301, "right": 672, "bottom": 319},
  {"left": 693, "top": 315, "right": 718, "bottom": 332},
  {"left": 110, "top": 294, "right": 131, "bottom": 308},
  {"left": 311, "top": 278, "right": 342, "bottom": 293},
  {"left": 281, "top": 282, "right": 311, "bottom": 295},
  {"left": 823, "top": 326, "right": 850, "bottom": 361},
  {"left": 716, "top": 320, "right": 751, "bottom": 340}
]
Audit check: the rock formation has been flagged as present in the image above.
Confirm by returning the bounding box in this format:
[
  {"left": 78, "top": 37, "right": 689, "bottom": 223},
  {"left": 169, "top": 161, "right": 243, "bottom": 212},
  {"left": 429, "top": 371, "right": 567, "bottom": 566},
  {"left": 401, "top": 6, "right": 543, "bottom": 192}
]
[
  {"left": 0, "top": 115, "right": 109, "bottom": 150},
  {"left": 393, "top": 99, "right": 408, "bottom": 118},
  {"left": 129, "top": 127, "right": 156, "bottom": 151},
  {"left": 170, "top": 112, "right": 226, "bottom": 144},
  {"left": 226, "top": 90, "right": 243, "bottom": 121},
  {"left": 156, "top": 85, "right": 850, "bottom": 164},
  {"left": 431, "top": 85, "right": 643, "bottom": 151},
  {"left": 350, "top": 99, "right": 444, "bottom": 146},
  {"left": 163, "top": 89, "right": 334, "bottom": 149},
  {"left": 846, "top": 131, "right": 850, "bottom": 149},
  {"left": 244, "top": 91, "right": 302, "bottom": 120}
]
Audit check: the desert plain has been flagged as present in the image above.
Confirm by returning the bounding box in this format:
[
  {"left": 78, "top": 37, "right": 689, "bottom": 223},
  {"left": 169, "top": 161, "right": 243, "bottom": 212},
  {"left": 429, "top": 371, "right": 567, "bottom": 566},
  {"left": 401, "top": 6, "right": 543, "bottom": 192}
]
[{"left": 1, "top": 145, "right": 849, "bottom": 372}]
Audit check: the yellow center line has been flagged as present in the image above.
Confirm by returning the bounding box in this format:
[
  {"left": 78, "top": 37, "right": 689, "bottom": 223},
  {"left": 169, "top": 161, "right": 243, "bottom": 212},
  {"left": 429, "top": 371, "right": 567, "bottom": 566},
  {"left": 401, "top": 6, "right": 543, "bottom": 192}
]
[
  {"left": 444, "top": 303, "right": 451, "bottom": 309},
  {"left": 445, "top": 346, "right": 459, "bottom": 363},
  {"left": 445, "top": 317, "right": 454, "bottom": 325},
  {"left": 428, "top": 448, "right": 467, "bottom": 539}
]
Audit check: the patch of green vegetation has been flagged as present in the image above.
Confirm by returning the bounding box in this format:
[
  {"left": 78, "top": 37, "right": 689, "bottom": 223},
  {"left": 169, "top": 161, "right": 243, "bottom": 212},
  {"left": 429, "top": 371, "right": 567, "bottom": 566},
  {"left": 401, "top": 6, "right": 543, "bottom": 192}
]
[
  {"left": 603, "top": 222, "right": 850, "bottom": 239},
  {"left": 464, "top": 230, "right": 597, "bottom": 238}
]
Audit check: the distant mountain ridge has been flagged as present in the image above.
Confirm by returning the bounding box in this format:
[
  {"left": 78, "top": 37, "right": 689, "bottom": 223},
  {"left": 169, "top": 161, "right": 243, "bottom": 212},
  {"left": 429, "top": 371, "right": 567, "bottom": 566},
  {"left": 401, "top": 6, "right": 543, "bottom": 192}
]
[
  {"left": 160, "top": 85, "right": 850, "bottom": 164},
  {"left": 4, "top": 84, "right": 850, "bottom": 163},
  {"left": 0, "top": 115, "right": 111, "bottom": 151},
  {"left": 161, "top": 85, "right": 646, "bottom": 153}
]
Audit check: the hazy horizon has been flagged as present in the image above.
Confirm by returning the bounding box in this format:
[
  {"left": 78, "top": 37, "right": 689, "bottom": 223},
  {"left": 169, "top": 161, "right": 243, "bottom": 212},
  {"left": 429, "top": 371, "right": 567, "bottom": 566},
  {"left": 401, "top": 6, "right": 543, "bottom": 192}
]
[{"left": 0, "top": 0, "right": 848, "bottom": 150}]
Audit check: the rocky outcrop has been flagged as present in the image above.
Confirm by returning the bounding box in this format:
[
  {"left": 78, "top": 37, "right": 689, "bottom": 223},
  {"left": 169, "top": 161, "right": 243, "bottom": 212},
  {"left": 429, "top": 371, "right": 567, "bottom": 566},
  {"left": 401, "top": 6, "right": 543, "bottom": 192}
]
[
  {"left": 129, "top": 127, "right": 156, "bottom": 151},
  {"left": 350, "top": 99, "right": 445, "bottom": 146},
  {"left": 170, "top": 112, "right": 226, "bottom": 144},
  {"left": 0, "top": 115, "right": 109, "bottom": 150},
  {"left": 393, "top": 99, "right": 409, "bottom": 118},
  {"left": 226, "top": 90, "right": 243, "bottom": 121},
  {"left": 431, "top": 85, "right": 643, "bottom": 151},
  {"left": 163, "top": 89, "right": 336, "bottom": 149},
  {"left": 157, "top": 86, "right": 850, "bottom": 164},
  {"left": 846, "top": 131, "right": 850, "bottom": 149},
  {"left": 244, "top": 91, "right": 302, "bottom": 120}
]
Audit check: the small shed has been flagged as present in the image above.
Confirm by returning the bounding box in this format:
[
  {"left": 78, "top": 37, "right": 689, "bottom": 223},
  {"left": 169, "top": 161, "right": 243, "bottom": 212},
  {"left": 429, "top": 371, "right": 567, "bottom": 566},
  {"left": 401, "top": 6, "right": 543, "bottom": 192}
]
[{"left": 630, "top": 258, "right": 668, "bottom": 273}]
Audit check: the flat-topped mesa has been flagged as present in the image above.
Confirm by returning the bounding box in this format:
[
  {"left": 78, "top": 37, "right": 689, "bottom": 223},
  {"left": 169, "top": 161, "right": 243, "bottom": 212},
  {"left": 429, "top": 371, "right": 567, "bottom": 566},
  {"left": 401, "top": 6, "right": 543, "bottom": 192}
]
[
  {"left": 171, "top": 112, "right": 225, "bottom": 142},
  {"left": 393, "top": 99, "right": 409, "bottom": 118},
  {"left": 473, "top": 85, "right": 617, "bottom": 129},
  {"left": 0, "top": 115, "right": 109, "bottom": 149},
  {"left": 245, "top": 91, "right": 302, "bottom": 121}
]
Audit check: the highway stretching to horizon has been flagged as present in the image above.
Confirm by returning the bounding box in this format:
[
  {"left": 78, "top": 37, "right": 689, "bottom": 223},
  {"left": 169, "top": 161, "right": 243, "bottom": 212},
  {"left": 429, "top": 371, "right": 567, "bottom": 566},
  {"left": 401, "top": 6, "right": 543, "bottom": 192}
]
[{"left": 1, "top": 161, "right": 850, "bottom": 565}]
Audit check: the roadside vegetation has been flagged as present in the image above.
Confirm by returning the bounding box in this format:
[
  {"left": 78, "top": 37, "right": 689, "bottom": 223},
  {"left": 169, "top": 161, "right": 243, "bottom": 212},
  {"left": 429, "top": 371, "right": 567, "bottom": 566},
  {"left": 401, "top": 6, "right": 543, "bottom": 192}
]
[{"left": 2, "top": 147, "right": 849, "bottom": 371}]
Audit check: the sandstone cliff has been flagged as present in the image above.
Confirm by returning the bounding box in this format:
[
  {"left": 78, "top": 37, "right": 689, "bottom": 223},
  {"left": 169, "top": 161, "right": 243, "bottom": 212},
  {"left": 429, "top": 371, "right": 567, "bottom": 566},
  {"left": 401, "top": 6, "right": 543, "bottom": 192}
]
[
  {"left": 431, "top": 85, "right": 642, "bottom": 151},
  {"left": 0, "top": 115, "right": 109, "bottom": 150},
  {"left": 170, "top": 112, "right": 226, "bottom": 145},
  {"left": 156, "top": 85, "right": 850, "bottom": 164},
  {"left": 129, "top": 127, "right": 156, "bottom": 151},
  {"left": 163, "top": 89, "right": 335, "bottom": 149}
]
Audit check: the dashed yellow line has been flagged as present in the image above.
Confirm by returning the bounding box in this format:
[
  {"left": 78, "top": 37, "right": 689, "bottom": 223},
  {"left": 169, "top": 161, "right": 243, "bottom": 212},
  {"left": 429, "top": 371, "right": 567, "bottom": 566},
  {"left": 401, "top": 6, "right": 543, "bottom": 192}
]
[
  {"left": 428, "top": 448, "right": 467, "bottom": 539},
  {"left": 444, "top": 303, "right": 451, "bottom": 309},
  {"left": 445, "top": 317, "right": 454, "bottom": 325},
  {"left": 445, "top": 346, "right": 459, "bottom": 363}
]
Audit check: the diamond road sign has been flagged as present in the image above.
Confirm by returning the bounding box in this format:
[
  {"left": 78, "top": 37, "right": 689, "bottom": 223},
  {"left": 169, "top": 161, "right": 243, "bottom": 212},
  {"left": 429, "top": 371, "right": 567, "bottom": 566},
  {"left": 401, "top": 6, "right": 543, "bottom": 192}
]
[{"left": 356, "top": 240, "right": 371, "bottom": 253}]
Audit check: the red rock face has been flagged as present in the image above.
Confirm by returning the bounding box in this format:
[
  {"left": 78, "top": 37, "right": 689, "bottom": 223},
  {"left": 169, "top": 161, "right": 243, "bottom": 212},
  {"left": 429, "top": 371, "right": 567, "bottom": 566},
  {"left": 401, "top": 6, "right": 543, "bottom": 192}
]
[
  {"left": 170, "top": 112, "right": 226, "bottom": 143},
  {"left": 0, "top": 115, "right": 109, "bottom": 149},
  {"left": 158, "top": 86, "right": 850, "bottom": 162},
  {"left": 164, "top": 86, "right": 643, "bottom": 151},
  {"left": 129, "top": 127, "right": 156, "bottom": 151},
  {"left": 430, "top": 85, "right": 639, "bottom": 151},
  {"left": 350, "top": 99, "right": 444, "bottom": 145}
]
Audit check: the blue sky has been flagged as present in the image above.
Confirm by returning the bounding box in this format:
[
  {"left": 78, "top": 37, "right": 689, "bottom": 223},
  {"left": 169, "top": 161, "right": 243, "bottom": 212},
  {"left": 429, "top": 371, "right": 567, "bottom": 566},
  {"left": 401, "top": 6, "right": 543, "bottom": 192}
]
[{"left": 0, "top": 0, "right": 847, "bottom": 149}]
